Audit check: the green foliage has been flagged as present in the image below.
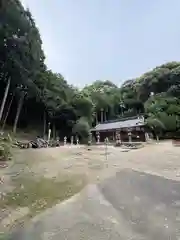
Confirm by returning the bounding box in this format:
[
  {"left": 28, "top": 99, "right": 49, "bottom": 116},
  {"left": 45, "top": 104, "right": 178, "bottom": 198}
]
[
  {"left": 0, "top": 233, "right": 10, "bottom": 240},
  {"left": 146, "top": 117, "right": 165, "bottom": 130},
  {"left": 0, "top": 137, "right": 12, "bottom": 161},
  {"left": 71, "top": 93, "right": 94, "bottom": 121},
  {"left": 0, "top": 176, "right": 86, "bottom": 216},
  {"left": 0, "top": 1, "right": 180, "bottom": 139},
  {"left": 145, "top": 93, "right": 179, "bottom": 133},
  {"left": 72, "top": 117, "right": 90, "bottom": 141}
]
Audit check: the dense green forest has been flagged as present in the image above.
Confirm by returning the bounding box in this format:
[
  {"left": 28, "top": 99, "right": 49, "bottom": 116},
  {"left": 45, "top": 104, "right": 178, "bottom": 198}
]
[{"left": 0, "top": 0, "right": 180, "bottom": 140}]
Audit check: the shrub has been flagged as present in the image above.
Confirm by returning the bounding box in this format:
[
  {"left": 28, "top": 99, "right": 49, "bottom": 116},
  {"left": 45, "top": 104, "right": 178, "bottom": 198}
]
[
  {"left": 0, "top": 135, "right": 12, "bottom": 161},
  {"left": 72, "top": 117, "right": 90, "bottom": 143}
]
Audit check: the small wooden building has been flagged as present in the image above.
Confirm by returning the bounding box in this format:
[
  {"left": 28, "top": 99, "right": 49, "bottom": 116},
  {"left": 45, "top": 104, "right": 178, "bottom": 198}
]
[{"left": 91, "top": 116, "right": 146, "bottom": 142}]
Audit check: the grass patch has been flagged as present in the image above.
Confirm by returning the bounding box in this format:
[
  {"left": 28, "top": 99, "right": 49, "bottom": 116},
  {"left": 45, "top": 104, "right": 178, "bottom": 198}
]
[
  {"left": 0, "top": 233, "right": 9, "bottom": 240},
  {"left": 0, "top": 175, "right": 86, "bottom": 217},
  {"left": 0, "top": 234, "right": 10, "bottom": 240}
]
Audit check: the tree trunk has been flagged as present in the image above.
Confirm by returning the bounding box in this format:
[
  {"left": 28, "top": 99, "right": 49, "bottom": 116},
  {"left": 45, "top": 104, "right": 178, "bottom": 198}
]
[
  {"left": 121, "top": 107, "right": 124, "bottom": 117},
  {"left": 2, "top": 92, "right": 14, "bottom": 131},
  {"left": 95, "top": 112, "right": 98, "bottom": 125},
  {"left": 0, "top": 77, "right": 11, "bottom": 122},
  {"left": 101, "top": 109, "right": 103, "bottom": 123},
  {"left": 156, "top": 134, "right": 159, "bottom": 142},
  {"left": 13, "top": 93, "right": 24, "bottom": 134},
  {"left": 53, "top": 123, "right": 56, "bottom": 139},
  {"left": 43, "top": 111, "right": 46, "bottom": 139},
  {"left": 104, "top": 111, "right": 107, "bottom": 122}
]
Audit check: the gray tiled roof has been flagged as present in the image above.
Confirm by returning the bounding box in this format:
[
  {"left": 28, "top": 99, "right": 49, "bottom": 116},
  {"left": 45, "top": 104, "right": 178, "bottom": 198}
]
[{"left": 91, "top": 118, "right": 145, "bottom": 131}]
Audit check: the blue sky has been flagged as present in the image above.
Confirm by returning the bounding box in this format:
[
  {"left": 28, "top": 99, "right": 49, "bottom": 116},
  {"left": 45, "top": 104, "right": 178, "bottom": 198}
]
[{"left": 20, "top": 0, "right": 180, "bottom": 87}]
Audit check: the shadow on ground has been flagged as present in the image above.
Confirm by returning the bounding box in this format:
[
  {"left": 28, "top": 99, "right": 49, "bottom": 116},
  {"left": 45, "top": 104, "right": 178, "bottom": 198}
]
[{"left": 11, "top": 170, "right": 180, "bottom": 240}]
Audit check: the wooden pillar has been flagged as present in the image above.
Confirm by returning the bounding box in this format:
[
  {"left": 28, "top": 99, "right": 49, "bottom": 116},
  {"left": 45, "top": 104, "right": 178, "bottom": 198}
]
[
  {"left": 128, "top": 132, "right": 132, "bottom": 143},
  {"left": 112, "top": 131, "right": 115, "bottom": 141},
  {"left": 119, "top": 131, "right": 121, "bottom": 143},
  {"left": 95, "top": 112, "right": 98, "bottom": 125}
]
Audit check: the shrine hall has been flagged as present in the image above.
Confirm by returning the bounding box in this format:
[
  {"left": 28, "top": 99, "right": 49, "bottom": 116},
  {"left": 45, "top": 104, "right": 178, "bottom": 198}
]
[{"left": 90, "top": 116, "right": 146, "bottom": 143}]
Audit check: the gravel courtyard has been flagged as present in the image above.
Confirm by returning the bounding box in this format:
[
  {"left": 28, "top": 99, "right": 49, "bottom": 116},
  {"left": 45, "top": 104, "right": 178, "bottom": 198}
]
[
  {"left": 1, "top": 141, "right": 180, "bottom": 239},
  {"left": 24, "top": 141, "right": 180, "bottom": 183}
]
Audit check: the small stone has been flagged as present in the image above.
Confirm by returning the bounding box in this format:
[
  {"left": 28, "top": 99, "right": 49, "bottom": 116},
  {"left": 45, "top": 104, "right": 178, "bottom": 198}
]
[
  {"left": 164, "top": 224, "right": 169, "bottom": 228},
  {"left": 0, "top": 176, "right": 4, "bottom": 184}
]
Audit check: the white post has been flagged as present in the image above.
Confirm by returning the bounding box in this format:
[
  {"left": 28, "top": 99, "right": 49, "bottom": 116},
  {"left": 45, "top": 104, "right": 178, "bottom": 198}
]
[
  {"left": 145, "top": 132, "right": 149, "bottom": 142},
  {"left": 76, "top": 137, "right": 79, "bottom": 145},
  {"left": 71, "top": 136, "right": 74, "bottom": 145},
  {"left": 47, "top": 128, "right": 51, "bottom": 146}
]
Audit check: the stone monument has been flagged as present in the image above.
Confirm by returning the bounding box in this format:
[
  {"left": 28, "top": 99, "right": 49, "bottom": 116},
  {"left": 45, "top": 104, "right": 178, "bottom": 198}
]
[
  {"left": 116, "top": 132, "right": 121, "bottom": 145},
  {"left": 88, "top": 132, "right": 92, "bottom": 145},
  {"left": 56, "top": 137, "right": 60, "bottom": 146},
  {"left": 97, "top": 134, "right": 100, "bottom": 144},
  {"left": 104, "top": 137, "right": 109, "bottom": 144},
  {"left": 64, "top": 136, "right": 67, "bottom": 145}
]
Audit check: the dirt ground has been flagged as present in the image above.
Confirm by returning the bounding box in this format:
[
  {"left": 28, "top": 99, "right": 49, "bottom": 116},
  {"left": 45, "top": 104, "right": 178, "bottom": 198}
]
[
  {"left": 0, "top": 141, "right": 180, "bottom": 234},
  {"left": 21, "top": 141, "right": 180, "bottom": 182}
]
